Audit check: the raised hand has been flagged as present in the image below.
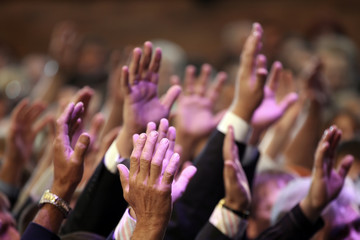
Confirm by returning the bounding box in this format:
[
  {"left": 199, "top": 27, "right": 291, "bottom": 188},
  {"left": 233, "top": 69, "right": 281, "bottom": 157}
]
[
  {"left": 250, "top": 62, "right": 298, "bottom": 145},
  {"left": 0, "top": 99, "right": 53, "bottom": 187},
  {"left": 172, "top": 64, "right": 226, "bottom": 161},
  {"left": 300, "top": 126, "right": 353, "bottom": 222},
  {"left": 223, "top": 126, "right": 251, "bottom": 212},
  {"left": 48, "top": 21, "right": 81, "bottom": 74},
  {"left": 118, "top": 131, "right": 180, "bottom": 240},
  {"left": 229, "top": 23, "right": 268, "bottom": 122},
  {"left": 134, "top": 119, "right": 197, "bottom": 203},
  {"left": 29, "top": 102, "right": 90, "bottom": 235},
  {"left": 116, "top": 42, "right": 181, "bottom": 158},
  {"left": 52, "top": 102, "right": 90, "bottom": 202}
]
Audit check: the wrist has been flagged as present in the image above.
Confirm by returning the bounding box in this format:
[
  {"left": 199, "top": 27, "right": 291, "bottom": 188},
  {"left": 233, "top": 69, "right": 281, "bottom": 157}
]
[
  {"left": 50, "top": 184, "right": 76, "bottom": 203},
  {"left": 221, "top": 198, "right": 250, "bottom": 219},
  {"left": 299, "top": 197, "right": 323, "bottom": 223},
  {"left": 229, "top": 104, "right": 253, "bottom": 123},
  {"left": 116, "top": 128, "right": 135, "bottom": 159}
]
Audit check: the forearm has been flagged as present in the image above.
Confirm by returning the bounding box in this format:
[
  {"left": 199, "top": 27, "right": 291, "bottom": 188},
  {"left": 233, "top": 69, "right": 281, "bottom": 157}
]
[
  {"left": 0, "top": 159, "right": 23, "bottom": 187},
  {"left": 284, "top": 101, "right": 322, "bottom": 170},
  {"left": 132, "top": 220, "right": 168, "bottom": 240},
  {"left": 101, "top": 101, "right": 123, "bottom": 140}
]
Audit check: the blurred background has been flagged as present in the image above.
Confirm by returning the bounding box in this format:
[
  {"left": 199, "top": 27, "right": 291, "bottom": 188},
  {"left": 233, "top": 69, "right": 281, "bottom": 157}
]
[{"left": 0, "top": 0, "right": 359, "bottom": 66}]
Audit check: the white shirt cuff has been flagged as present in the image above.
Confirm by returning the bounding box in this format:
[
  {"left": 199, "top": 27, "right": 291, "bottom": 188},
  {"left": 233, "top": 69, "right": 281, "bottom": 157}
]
[
  {"left": 104, "top": 141, "right": 125, "bottom": 174},
  {"left": 217, "top": 111, "right": 251, "bottom": 142},
  {"left": 209, "top": 201, "right": 247, "bottom": 239},
  {"left": 114, "top": 207, "right": 137, "bottom": 240}
]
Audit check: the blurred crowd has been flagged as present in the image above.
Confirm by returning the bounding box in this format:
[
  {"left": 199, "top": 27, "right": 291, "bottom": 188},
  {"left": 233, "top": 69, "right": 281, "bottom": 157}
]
[{"left": 0, "top": 18, "right": 359, "bottom": 240}]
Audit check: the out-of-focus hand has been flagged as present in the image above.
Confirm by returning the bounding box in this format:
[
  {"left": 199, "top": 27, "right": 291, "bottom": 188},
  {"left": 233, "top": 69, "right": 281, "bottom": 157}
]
[
  {"left": 223, "top": 125, "right": 251, "bottom": 212},
  {"left": 5, "top": 99, "right": 52, "bottom": 166},
  {"left": 300, "top": 126, "right": 353, "bottom": 222},
  {"left": 229, "top": 23, "right": 268, "bottom": 123},
  {"left": 173, "top": 64, "right": 226, "bottom": 142},
  {"left": 116, "top": 41, "right": 181, "bottom": 158},
  {"left": 48, "top": 21, "right": 81, "bottom": 74},
  {"left": 52, "top": 102, "right": 90, "bottom": 202},
  {"left": 250, "top": 62, "right": 298, "bottom": 144}
]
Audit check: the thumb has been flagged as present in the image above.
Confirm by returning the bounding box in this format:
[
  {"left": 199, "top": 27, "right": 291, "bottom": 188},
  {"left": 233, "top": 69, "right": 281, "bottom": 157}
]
[
  {"left": 337, "top": 155, "right": 354, "bottom": 179},
  {"left": 118, "top": 164, "right": 130, "bottom": 193},
  {"left": 172, "top": 165, "right": 197, "bottom": 202},
  {"left": 279, "top": 92, "right": 298, "bottom": 113},
  {"left": 161, "top": 85, "right": 182, "bottom": 110},
  {"left": 73, "top": 133, "right": 91, "bottom": 164}
]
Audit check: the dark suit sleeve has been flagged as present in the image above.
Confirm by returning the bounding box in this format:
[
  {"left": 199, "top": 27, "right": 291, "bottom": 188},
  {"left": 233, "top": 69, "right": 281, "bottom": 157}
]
[
  {"left": 60, "top": 160, "right": 128, "bottom": 237},
  {"left": 195, "top": 222, "right": 232, "bottom": 240},
  {"left": 255, "top": 204, "right": 324, "bottom": 240},
  {"left": 21, "top": 222, "right": 60, "bottom": 240},
  {"left": 165, "top": 130, "right": 259, "bottom": 240}
]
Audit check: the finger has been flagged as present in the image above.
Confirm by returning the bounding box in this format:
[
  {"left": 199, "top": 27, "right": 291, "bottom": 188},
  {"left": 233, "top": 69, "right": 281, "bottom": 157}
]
[
  {"left": 172, "top": 165, "right": 197, "bottom": 202},
  {"left": 162, "top": 152, "right": 180, "bottom": 186},
  {"left": 170, "top": 75, "right": 180, "bottom": 86},
  {"left": 314, "top": 140, "right": 329, "bottom": 178},
  {"left": 207, "top": 71, "right": 227, "bottom": 104},
  {"left": 26, "top": 102, "right": 46, "bottom": 123},
  {"left": 157, "top": 118, "right": 169, "bottom": 144},
  {"left": 139, "top": 41, "right": 153, "bottom": 80},
  {"left": 138, "top": 131, "right": 159, "bottom": 182},
  {"left": 72, "top": 86, "right": 94, "bottom": 116},
  {"left": 11, "top": 98, "right": 29, "bottom": 123},
  {"left": 224, "top": 160, "right": 238, "bottom": 189},
  {"left": 129, "top": 48, "right": 142, "bottom": 85},
  {"left": 70, "top": 102, "right": 85, "bottom": 124},
  {"left": 33, "top": 115, "right": 54, "bottom": 136},
  {"left": 267, "top": 61, "right": 282, "bottom": 91},
  {"left": 196, "top": 64, "right": 212, "bottom": 96},
  {"left": 149, "top": 138, "right": 169, "bottom": 185},
  {"left": 132, "top": 134, "right": 139, "bottom": 146},
  {"left": 69, "top": 102, "right": 84, "bottom": 138},
  {"left": 163, "top": 126, "right": 176, "bottom": 172},
  {"left": 184, "top": 65, "right": 196, "bottom": 95},
  {"left": 161, "top": 85, "right": 182, "bottom": 110},
  {"left": 255, "top": 60, "right": 268, "bottom": 92},
  {"left": 223, "top": 125, "right": 235, "bottom": 161},
  {"left": 56, "top": 102, "right": 75, "bottom": 137},
  {"left": 118, "top": 164, "right": 130, "bottom": 194},
  {"left": 337, "top": 155, "right": 354, "bottom": 179},
  {"left": 73, "top": 132, "right": 91, "bottom": 164},
  {"left": 130, "top": 133, "right": 147, "bottom": 178},
  {"left": 239, "top": 23, "right": 263, "bottom": 79},
  {"left": 120, "top": 66, "right": 131, "bottom": 94},
  {"left": 146, "top": 122, "right": 157, "bottom": 135},
  {"left": 149, "top": 47, "right": 162, "bottom": 73},
  {"left": 278, "top": 92, "right": 299, "bottom": 113},
  {"left": 89, "top": 113, "right": 105, "bottom": 143}
]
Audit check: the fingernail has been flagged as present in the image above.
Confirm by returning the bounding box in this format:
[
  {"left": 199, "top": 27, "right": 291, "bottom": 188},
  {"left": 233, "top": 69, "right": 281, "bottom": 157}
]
[
  {"left": 139, "top": 133, "right": 146, "bottom": 139},
  {"left": 322, "top": 130, "right": 328, "bottom": 139},
  {"left": 173, "top": 153, "right": 180, "bottom": 160},
  {"left": 150, "top": 131, "right": 158, "bottom": 137},
  {"left": 160, "top": 138, "right": 169, "bottom": 145}
]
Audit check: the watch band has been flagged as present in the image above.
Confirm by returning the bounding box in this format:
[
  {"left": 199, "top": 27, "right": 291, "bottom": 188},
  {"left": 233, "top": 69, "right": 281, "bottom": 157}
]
[
  {"left": 39, "top": 190, "right": 71, "bottom": 218},
  {"left": 219, "top": 198, "right": 250, "bottom": 219}
]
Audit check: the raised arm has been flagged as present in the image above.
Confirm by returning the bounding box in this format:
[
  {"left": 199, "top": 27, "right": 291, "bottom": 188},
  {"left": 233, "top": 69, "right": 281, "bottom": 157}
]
[
  {"left": 118, "top": 127, "right": 193, "bottom": 240},
  {"left": 172, "top": 64, "right": 226, "bottom": 164},
  {"left": 0, "top": 99, "right": 51, "bottom": 206},
  {"left": 256, "top": 126, "right": 353, "bottom": 240},
  {"left": 116, "top": 41, "right": 181, "bottom": 159},
  {"left": 22, "top": 102, "right": 90, "bottom": 239}
]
